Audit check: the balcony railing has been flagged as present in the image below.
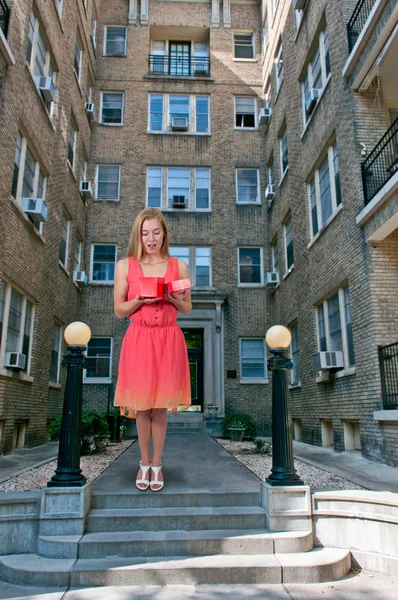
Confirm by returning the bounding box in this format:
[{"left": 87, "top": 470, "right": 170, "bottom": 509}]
[
  {"left": 0, "top": 0, "right": 10, "bottom": 38},
  {"left": 378, "top": 342, "right": 398, "bottom": 410},
  {"left": 362, "top": 117, "right": 398, "bottom": 205},
  {"left": 347, "top": 0, "right": 376, "bottom": 52},
  {"left": 148, "top": 55, "right": 210, "bottom": 77}
]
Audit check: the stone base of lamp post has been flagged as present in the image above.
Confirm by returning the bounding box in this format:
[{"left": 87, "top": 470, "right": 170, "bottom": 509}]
[{"left": 261, "top": 481, "right": 312, "bottom": 532}]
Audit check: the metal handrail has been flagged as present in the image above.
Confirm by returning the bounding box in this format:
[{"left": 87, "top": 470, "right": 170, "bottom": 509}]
[
  {"left": 378, "top": 342, "right": 398, "bottom": 410},
  {"left": 0, "top": 0, "right": 10, "bottom": 38},
  {"left": 362, "top": 117, "right": 398, "bottom": 205},
  {"left": 148, "top": 55, "right": 210, "bottom": 77},
  {"left": 347, "top": 0, "right": 376, "bottom": 52}
]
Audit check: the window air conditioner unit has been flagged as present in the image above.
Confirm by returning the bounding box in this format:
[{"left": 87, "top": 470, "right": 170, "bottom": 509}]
[
  {"left": 265, "top": 184, "right": 276, "bottom": 201},
  {"left": 21, "top": 197, "right": 49, "bottom": 222},
  {"left": 171, "top": 117, "right": 188, "bottom": 131},
  {"left": 265, "top": 272, "right": 279, "bottom": 286},
  {"left": 85, "top": 103, "right": 97, "bottom": 121},
  {"left": 293, "top": 0, "right": 306, "bottom": 10},
  {"left": 305, "top": 88, "right": 319, "bottom": 116},
  {"left": 258, "top": 107, "right": 272, "bottom": 126},
  {"left": 5, "top": 352, "right": 26, "bottom": 370},
  {"left": 172, "top": 195, "right": 187, "bottom": 208},
  {"left": 73, "top": 271, "right": 88, "bottom": 285},
  {"left": 194, "top": 62, "right": 208, "bottom": 75},
  {"left": 80, "top": 180, "right": 94, "bottom": 199},
  {"left": 312, "top": 351, "right": 344, "bottom": 372},
  {"left": 36, "top": 76, "right": 56, "bottom": 102}
]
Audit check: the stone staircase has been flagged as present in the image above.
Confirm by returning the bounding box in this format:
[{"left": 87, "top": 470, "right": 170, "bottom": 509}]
[{"left": 0, "top": 488, "right": 351, "bottom": 587}]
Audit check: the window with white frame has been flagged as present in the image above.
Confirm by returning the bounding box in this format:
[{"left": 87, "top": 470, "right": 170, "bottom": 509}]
[
  {"left": 104, "top": 26, "right": 127, "bottom": 56},
  {"left": 91, "top": 244, "right": 117, "bottom": 282},
  {"left": 74, "top": 237, "right": 83, "bottom": 273},
  {"left": 169, "top": 247, "right": 211, "bottom": 287},
  {"left": 283, "top": 212, "right": 294, "bottom": 272},
  {"left": 148, "top": 94, "right": 210, "bottom": 133},
  {"left": 264, "top": 78, "right": 272, "bottom": 110},
  {"left": 268, "top": 156, "right": 275, "bottom": 186},
  {"left": 234, "top": 32, "right": 254, "bottom": 59},
  {"left": 316, "top": 285, "right": 355, "bottom": 368},
  {"left": 73, "top": 35, "right": 83, "bottom": 83},
  {"left": 90, "top": 12, "right": 97, "bottom": 49},
  {"left": 26, "top": 12, "right": 57, "bottom": 115},
  {"left": 96, "top": 165, "right": 121, "bottom": 200},
  {"left": 238, "top": 248, "right": 263, "bottom": 285},
  {"left": 279, "top": 126, "right": 288, "bottom": 178},
  {"left": 67, "top": 117, "right": 78, "bottom": 171},
  {"left": 302, "top": 27, "right": 330, "bottom": 124},
  {"left": 275, "top": 42, "right": 283, "bottom": 92},
  {"left": 235, "top": 97, "right": 257, "bottom": 129},
  {"left": 149, "top": 40, "right": 209, "bottom": 76},
  {"left": 59, "top": 211, "right": 71, "bottom": 268},
  {"left": 262, "top": 14, "right": 269, "bottom": 55},
  {"left": 289, "top": 321, "right": 300, "bottom": 385},
  {"left": 100, "top": 92, "right": 124, "bottom": 124},
  {"left": 308, "top": 141, "right": 341, "bottom": 239},
  {"left": 49, "top": 322, "right": 62, "bottom": 383},
  {"left": 240, "top": 338, "right": 266, "bottom": 380},
  {"left": 80, "top": 149, "right": 88, "bottom": 183},
  {"left": 0, "top": 279, "right": 34, "bottom": 374},
  {"left": 236, "top": 169, "right": 260, "bottom": 204},
  {"left": 146, "top": 167, "right": 211, "bottom": 210},
  {"left": 270, "top": 237, "right": 279, "bottom": 276},
  {"left": 85, "top": 338, "right": 112, "bottom": 381}
]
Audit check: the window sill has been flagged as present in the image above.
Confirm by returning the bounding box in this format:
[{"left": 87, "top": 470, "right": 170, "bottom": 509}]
[
  {"left": 99, "top": 122, "right": 124, "bottom": 127},
  {"left": 84, "top": 378, "right": 112, "bottom": 384},
  {"left": 88, "top": 281, "right": 114, "bottom": 286},
  {"left": 307, "top": 204, "right": 343, "bottom": 250},
  {"left": 300, "top": 75, "right": 332, "bottom": 141},
  {"left": 10, "top": 196, "right": 46, "bottom": 243},
  {"left": 289, "top": 383, "right": 301, "bottom": 390},
  {"left": 234, "top": 127, "right": 259, "bottom": 132},
  {"left": 238, "top": 283, "right": 265, "bottom": 288},
  {"left": 144, "top": 74, "right": 215, "bottom": 83},
  {"left": 240, "top": 378, "right": 268, "bottom": 384},
  {"left": 49, "top": 381, "right": 61, "bottom": 389},
  {"left": 283, "top": 266, "right": 294, "bottom": 281},
  {"left": 147, "top": 131, "right": 211, "bottom": 137},
  {"left": 94, "top": 198, "right": 120, "bottom": 203},
  {"left": 161, "top": 208, "right": 212, "bottom": 214},
  {"left": 233, "top": 58, "right": 258, "bottom": 63},
  {"left": 236, "top": 202, "right": 261, "bottom": 206},
  {"left": 58, "top": 260, "right": 70, "bottom": 277},
  {"left": 103, "top": 53, "right": 127, "bottom": 58},
  {"left": 0, "top": 369, "right": 33, "bottom": 383},
  {"left": 279, "top": 166, "right": 289, "bottom": 187},
  {"left": 316, "top": 366, "right": 356, "bottom": 383}
]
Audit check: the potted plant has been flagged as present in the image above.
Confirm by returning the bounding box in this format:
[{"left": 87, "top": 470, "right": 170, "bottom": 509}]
[
  {"left": 228, "top": 419, "right": 246, "bottom": 442},
  {"left": 207, "top": 404, "right": 219, "bottom": 417}
]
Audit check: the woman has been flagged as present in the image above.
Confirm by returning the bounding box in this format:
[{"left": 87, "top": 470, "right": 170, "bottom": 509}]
[{"left": 113, "top": 208, "right": 192, "bottom": 491}]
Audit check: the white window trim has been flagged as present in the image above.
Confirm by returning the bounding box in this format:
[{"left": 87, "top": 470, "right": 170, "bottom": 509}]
[
  {"left": 275, "top": 42, "right": 284, "bottom": 93},
  {"left": 95, "top": 165, "right": 121, "bottom": 201},
  {"left": 99, "top": 91, "right": 125, "bottom": 126},
  {"left": 59, "top": 211, "right": 71, "bottom": 270},
  {"left": 83, "top": 337, "right": 113, "bottom": 383},
  {"left": 307, "top": 144, "right": 340, "bottom": 240},
  {"left": 235, "top": 168, "right": 261, "bottom": 205},
  {"left": 148, "top": 94, "right": 211, "bottom": 135},
  {"left": 237, "top": 247, "right": 264, "bottom": 287},
  {"left": 315, "top": 286, "right": 354, "bottom": 370},
  {"left": 89, "top": 244, "right": 118, "bottom": 284},
  {"left": 239, "top": 337, "right": 267, "bottom": 383},
  {"left": 104, "top": 26, "right": 127, "bottom": 56},
  {"left": 169, "top": 246, "right": 212, "bottom": 288},
  {"left": 50, "top": 321, "right": 63, "bottom": 384},
  {"left": 270, "top": 238, "right": 279, "bottom": 277},
  {"left": 146, "top": 166, "right": 212, "bottom": 212},
  {"left": 73, "top": 35, "right": 83, "bottom": 85},
  {"left": 283, "top": 213, "right": 294, "bottom": 276},
  {"left": 262, "top": 13, "right": 269, "bottom": 57},
  {"left": 301, "top": 28, "right": 330, "bottom": 127},
  {"left": 67, "top": 119, "right": 78, "bottom": 172},
  {"left": 74, "top": 237, "right": 83, "bottom": 273},
  {"left": 233, "top": 30, "right": 255, "bottom": 61},
  {"left": 234, "top": 97, "right": 258, "bottom": 130},
  {"left": 279, "top": 128, "right": 288, "bottom": 182}
]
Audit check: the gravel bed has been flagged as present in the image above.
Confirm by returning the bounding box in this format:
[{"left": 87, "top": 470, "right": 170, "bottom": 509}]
[
  {"left": 217, "top": 439, "right": 365, "bottom": 491},
  {"left": 0, "top": 440, "right": 135, "bottom": 493}
]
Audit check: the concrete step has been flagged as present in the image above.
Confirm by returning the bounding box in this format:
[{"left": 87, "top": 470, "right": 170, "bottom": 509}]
[
  {"left": 91, "top": 490, "right": 261, "bottom": 510},
  {"left": 85, "top": 506, "right": 267, "bottom": 533},
  {"left": 38, "top": 530, "right": 313, "bottom": 559},
  {"left": 0, "top": 548, "right": 351, "bottom": 587}
]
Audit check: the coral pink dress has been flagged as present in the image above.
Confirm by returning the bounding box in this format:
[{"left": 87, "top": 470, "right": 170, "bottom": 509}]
[{"left": 114, "top": 257, "right": 191, "bottom": 417}]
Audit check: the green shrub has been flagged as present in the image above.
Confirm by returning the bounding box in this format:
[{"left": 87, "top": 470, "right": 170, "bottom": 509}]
[
  {"left": 221, "top": 412, "right": 257, "bottom": 440},
  {"left": 253, "top": 438, "right": 272, "bottom": 454},
  {"left": 48, "top": 410, "right": 109, "bottom": 455}
]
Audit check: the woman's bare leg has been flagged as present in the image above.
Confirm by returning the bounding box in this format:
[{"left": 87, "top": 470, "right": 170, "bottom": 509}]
[
  {"left": 150, "top": 408, "right": 168, "bottom": 489},
  {"left": 135, "top": 409, "right": 152, "bottom": 488}
]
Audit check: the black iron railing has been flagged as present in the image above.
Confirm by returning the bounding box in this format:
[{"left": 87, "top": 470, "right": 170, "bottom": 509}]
[
  {"left": 379, "top": 342, "right": 398, "bottom": 410},
  {"left": 347, "top": 0, "right": 376, "bottom": 52},
  {"left": 148, "top": 55, "right": 210, "bottom": 77},
  {"left": 362, "top": 118, "right": 398, "bottom": 205},
  {"left": 0, "top": 0, "right": 10, "bottom": 38}
]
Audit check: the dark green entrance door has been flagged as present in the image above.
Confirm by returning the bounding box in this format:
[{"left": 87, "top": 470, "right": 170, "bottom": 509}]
[{"left": 183, "top": 329, "right": 204, "bottom": 411}]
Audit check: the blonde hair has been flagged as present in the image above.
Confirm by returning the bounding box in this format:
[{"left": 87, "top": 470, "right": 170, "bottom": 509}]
[{"left": 127, "top": 208, "right": 170, "bottom": 260}]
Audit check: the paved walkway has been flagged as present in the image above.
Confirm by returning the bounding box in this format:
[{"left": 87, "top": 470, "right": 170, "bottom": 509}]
[{"left": 0, "top": 443, "right": 58, "bottom": 484}]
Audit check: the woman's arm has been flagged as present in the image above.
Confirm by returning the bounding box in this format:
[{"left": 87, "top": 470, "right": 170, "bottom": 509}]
[
  {"left": 113, "top": 259, "right": 143, "bottom": 319},
  {"left": 164, "top": 259, "right": 192, "bottom": 316}
]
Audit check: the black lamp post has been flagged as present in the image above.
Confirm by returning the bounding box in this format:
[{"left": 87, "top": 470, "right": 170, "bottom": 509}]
[
  {"left": 266, "top": 325, "right": 303, "bottom": 487},
  {"left": 47, "top": 321, "right": 91, "bottom": 487}
]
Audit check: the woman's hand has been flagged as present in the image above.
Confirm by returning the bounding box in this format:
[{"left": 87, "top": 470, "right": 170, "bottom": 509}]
[
  {"left": 136, "top": 294, "right": 162, "bottom": 305},
  {"left": 164, "top": 291, "right": 186, "bottom": 305}
]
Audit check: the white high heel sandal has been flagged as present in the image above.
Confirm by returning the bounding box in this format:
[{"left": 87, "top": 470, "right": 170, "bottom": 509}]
[
  {"left": 136, "top": 462, "right": 151, "bottom": 491},
  {"left": 150, "top": 465, "right": 164, "bottom": 491}
]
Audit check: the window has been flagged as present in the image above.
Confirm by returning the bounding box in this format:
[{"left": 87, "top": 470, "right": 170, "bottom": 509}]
[
  {"left": 234, "top": 32, "right": 254, "bottom": 59},
  {"left": 262, "top": 15, "right": 269, "bottom": 55},
  {"left": 236, "top": 169, "right": 260, "bottom": 204},
  {"left": 275, "top": 43, "right": 283, "bottom": 92},
  {"left": 91, "top": 244, "right": 117, "bottom": 282},
  {"left": 308, "top": 141, "right": 342, "bottom": 238},
  {"left": 268, "top": 157, "right": 275, "bottom": 186},
  {"left": 26, "top": 12, "right": 57, "bottom": 115},
  {"left": 104, "top": 26, "right": 127, "bottom": 56},
  {"left": 49, "top": 323, "right": 62, "bottom": 383},
  {"left": 146, "top": 167, "right": 211, "bottom": 210},
  {"left": 240, "top": 339, "right": 266, "bottom": 380},
  {"left": 289, "top": 321, "right": 300, "bottom": 385},
  {"left": 55, "top": 1, "right": 63, "bottom": 17},
  {"left": 238, "top": 248, "right": 263, "bottom": 285},
  {"left": 59, "top": 211, "right": 71, "bottom": 268},
  {"left": 169, "top": 247, "right": 211, "bottom": 287},
  {"left": 0, "top": 279, "right": 35, "bottom": 374},
  {"left": 80, "top": 149, "right": 88, "bottom": 183},
  {"left": 302, "top": 28, "right": 331, "bottom": 124},
  {"left": 316, "top": 285, "right": 355, "bottom": 368},
  {"left": 279, "top": 126, "right": 288, "bottom": 178},
  {"left": 90, "top": 12, "right": 97, "bottom": 49},
  {"left": 148, "top": 94, "right": 210, "bottom": 134},
  {"left": 74, "top": 237, "right": 83, "bottom": 273},
  {"left": 96, "top": 165, "right": 121, "bottom": 200},
  {"left": 85, "top": 338, "right": 112, "bottom": 382},
  {"left": 283, "top": 213, "right": 294, "bottom": 272},
  {"left": 149, "top": 40, "right": 210, "bottom": 76},
  {"left": 73, "top": 35, "right": 83, "bottom": 83},
  {"left": 270, "top": 237, "right": 279, "bottom": 276},
  {"left": 67, "top": 118, "right": 78, "bottom": 171},
  {"left": 235, "top": 97, "right": 257, "bottom": 129},
  {"left": 100, "top": 92, "right": 124, "bottom": 124}
]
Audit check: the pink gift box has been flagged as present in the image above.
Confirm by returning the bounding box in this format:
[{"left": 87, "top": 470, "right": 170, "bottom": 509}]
[
  {"left": 139, "top": 277, "right": 165, "bottom": 298},
  {"left": 165, "top": 278, "right": 191, "bottom": 294}
]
